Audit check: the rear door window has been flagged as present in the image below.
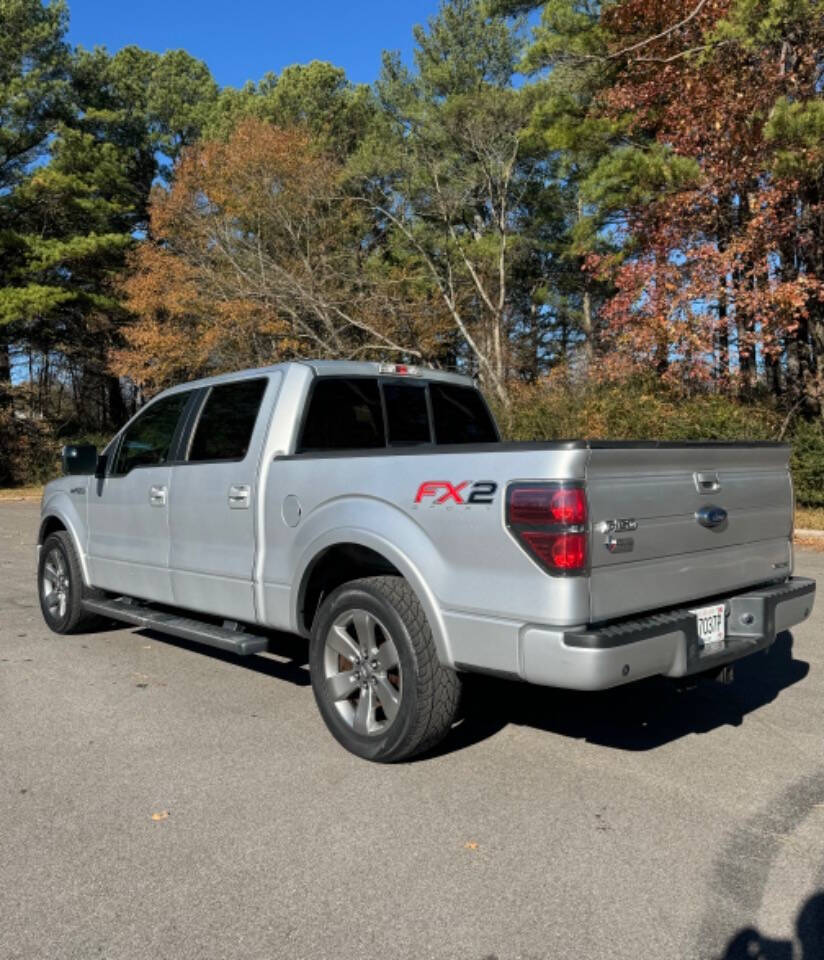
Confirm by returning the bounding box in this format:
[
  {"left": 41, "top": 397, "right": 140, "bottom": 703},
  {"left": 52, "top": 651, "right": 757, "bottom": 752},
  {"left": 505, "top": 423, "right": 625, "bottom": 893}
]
[
  {"left": 383, "top": 382, "right": 431, "bottom": 446},
  {"left": 299, "top": 378, "right": 384, "bottom": 452},
  {"left": 188, "top": 378, "right": 267, "bottom": 462},
  {"left": 112, "top": 392, "right": 192, "bottom": 475},
  {"left": 429, "top": 383, "right": 498, "bottom": 444}
]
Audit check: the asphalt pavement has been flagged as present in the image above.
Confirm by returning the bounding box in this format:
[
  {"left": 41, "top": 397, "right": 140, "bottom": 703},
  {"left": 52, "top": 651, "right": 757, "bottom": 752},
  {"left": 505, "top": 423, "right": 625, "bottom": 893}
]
[{"left": 1, "top": 500, "right": 822, "bottom": 960}]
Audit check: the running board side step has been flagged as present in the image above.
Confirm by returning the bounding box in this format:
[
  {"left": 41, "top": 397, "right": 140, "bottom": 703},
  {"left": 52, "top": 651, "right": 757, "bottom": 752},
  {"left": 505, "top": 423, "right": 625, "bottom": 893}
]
[{"left": 81, "top": 596, "right": 268, "bottom": 655}]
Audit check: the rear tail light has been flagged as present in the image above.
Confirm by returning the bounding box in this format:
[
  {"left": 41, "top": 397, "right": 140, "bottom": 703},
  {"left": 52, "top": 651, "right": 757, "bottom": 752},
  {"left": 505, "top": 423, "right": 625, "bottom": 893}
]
[
  {"left": 506, "top": 482, "right": 588, "bottom": 575},
  {"left": 508, "top": 486, "right": 587, "bottom": 526}
]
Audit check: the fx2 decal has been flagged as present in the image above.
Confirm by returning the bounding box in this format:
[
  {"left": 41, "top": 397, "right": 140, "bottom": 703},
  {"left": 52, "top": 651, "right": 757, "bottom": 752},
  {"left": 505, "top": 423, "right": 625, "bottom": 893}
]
[{"left": 414, "top": 481, "right": 498, "bottom": 505}]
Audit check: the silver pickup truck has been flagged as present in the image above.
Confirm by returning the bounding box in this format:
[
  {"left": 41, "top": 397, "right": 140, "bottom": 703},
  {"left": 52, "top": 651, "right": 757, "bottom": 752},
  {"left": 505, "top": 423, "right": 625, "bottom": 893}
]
[{"left": 38, "top": 360, "right": 815, "bottom": 761}]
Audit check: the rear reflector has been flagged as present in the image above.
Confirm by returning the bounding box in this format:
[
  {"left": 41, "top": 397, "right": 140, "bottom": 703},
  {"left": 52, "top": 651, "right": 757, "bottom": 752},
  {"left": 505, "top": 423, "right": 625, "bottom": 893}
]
[{"left": 506, "top": 482, "right": 588, "bottom": 575}]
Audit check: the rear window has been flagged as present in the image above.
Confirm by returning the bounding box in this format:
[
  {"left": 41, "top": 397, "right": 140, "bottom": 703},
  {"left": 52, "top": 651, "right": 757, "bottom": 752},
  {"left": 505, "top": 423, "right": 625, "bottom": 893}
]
[
  {"left": 297, "top": 376, "right": 497, "bottom": 453},
  {"left": 299, "top": 378, "right": 384, "bottom": 452},
  {"left": 188, "top": 378, "right": 267, "bottom": 462},
  {"left": 383, "top": 382, "right": 431, "bottom": 445},
  {"left": 430, "top": 383, "right": 497, "bottom": 444}
]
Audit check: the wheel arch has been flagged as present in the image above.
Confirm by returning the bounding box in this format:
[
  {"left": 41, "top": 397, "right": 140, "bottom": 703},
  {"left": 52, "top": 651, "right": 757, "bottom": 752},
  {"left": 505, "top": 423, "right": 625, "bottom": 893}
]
[
  {"left": 294, "top": 531, "right": 453, "bottom": 667},
  {"left": 39, "top": 514, "right": 67, "bottom": 543},
  {"left": 38, "top": 496, "right": 91, "bottom": 586}
]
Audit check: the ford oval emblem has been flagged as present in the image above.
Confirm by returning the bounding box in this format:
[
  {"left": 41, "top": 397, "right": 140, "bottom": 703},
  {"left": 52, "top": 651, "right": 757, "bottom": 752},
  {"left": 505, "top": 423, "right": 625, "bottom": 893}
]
[{"left": 696, "top": 505, "right": 728, "bottom": 528}]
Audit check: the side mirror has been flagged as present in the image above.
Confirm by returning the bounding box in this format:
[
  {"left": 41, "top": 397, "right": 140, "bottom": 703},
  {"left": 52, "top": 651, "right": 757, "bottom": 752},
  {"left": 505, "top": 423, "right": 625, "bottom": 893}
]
[{"left": 61, "top": 444, "right": 98, "bottom": 476}]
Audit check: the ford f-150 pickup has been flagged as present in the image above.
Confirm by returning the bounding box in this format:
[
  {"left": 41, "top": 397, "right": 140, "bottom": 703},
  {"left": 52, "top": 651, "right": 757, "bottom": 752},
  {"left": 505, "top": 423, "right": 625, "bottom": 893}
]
[{"left": 37, "top": 360, "right": 816, "bottom": 761}]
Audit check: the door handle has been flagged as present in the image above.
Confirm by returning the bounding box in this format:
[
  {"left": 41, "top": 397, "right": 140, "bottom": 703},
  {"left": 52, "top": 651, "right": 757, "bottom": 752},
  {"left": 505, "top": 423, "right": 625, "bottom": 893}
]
[
  {"left": 228, "top": 484, "right": 251, "bottom": 509},
  {"left": 149, "top": 485, "right": 167, "bottom": 507},
  {"left": 694, "top": 472, "right": 721, "bottom": 494}
]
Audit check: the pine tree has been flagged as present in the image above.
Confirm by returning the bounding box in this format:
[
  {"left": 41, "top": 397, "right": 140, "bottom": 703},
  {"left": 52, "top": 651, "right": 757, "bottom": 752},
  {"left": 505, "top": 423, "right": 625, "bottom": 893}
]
[
  {"left": 352, "top": 0, "right": 557, "bottom": 404},
  {"left": 0, "top": 32, "right": 219, "bottom": 430},
  {"left": 0, "top": 0, "right": 71, "bottom": 403}
]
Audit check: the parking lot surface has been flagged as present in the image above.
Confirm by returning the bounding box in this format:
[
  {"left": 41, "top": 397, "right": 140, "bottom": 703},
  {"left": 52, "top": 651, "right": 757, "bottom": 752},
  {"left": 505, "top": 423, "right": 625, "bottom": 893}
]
[{"left": 1, "top": 499, "right": 822, "bottom": 960}]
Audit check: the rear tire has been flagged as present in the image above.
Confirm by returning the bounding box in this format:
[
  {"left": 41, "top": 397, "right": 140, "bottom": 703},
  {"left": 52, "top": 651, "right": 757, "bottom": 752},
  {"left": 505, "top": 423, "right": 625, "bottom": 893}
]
[
  {"left": 309, "top": 576, "right": 461, "bottom": 762},
  {"left": 38, "top": 531, "right": 102, "bottom": 634}
]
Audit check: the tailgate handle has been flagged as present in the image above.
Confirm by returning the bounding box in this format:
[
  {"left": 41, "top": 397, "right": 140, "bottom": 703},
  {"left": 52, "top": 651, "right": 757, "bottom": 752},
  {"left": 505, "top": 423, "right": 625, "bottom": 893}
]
[{"left": 694, "top": 472, "right": 720, "bottom": 494}]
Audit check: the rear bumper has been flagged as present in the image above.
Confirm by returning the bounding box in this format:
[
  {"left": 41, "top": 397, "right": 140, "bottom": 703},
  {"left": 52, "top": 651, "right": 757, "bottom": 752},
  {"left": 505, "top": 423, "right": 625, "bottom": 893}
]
[{"left": 518, "top": 577, "right": 815, "bottom": 690}]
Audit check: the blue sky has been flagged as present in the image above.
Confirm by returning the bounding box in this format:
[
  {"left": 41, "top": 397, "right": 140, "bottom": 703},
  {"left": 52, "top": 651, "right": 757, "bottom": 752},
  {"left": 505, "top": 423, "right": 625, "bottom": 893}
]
[{"left": 66, "top": 0, "right": 445, "bottom": 88}]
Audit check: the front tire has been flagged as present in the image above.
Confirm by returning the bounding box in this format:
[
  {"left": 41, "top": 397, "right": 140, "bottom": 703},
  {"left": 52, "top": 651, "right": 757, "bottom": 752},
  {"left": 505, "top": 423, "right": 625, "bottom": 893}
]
[
  {"left": 309, "top": 576, "right": 461, "bottom": 762},
  {"left": 38, "top": 531, "right": 100, "bottom": 634}
]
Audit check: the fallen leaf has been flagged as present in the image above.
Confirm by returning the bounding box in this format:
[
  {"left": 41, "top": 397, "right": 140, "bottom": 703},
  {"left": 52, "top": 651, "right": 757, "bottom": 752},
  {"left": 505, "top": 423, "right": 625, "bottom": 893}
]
[
  {"left": 464, "top": 841, "right": 479, "bottom": 850},
  {"left": 151, "top": 810, "right": 170, "bottom": 822}
]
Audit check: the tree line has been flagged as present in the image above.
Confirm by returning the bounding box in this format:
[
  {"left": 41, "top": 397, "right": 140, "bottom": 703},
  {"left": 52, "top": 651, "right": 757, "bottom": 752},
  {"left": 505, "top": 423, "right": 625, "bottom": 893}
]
[{"left": 2, "top": 0, "right": 824, "bottom": 492}]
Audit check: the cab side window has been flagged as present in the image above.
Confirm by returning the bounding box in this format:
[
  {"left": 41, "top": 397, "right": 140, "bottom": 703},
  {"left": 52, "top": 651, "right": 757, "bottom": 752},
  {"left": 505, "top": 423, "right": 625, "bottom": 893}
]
[
  {"left": 187, "top": 379, "right": 268, "bottom": 463},
  {"left": 112, "top": 392, "right": 191, "bottom": 475},
  {"left": 298, "top": 378, "right": 384, "bottom": 452}
]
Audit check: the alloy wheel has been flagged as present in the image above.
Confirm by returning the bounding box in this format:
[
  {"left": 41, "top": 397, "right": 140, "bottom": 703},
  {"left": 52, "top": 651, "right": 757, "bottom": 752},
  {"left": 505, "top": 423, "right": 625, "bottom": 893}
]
[
  {"left": 323, "top": 609, "right": 402, "bottom": 736},
  {"left": 42, "top": 547, "right": 70, "bottom": 622}
]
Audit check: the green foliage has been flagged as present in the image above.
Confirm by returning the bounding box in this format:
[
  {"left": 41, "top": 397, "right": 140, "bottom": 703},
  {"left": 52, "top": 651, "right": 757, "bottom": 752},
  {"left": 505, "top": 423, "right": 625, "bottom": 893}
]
[
  {"left": 410, "top": 0, "right": 525, "bottom": 94},
  {"left": 522, "top": 0, "right": 613, "bottom": 70},
  {"left": 512, "top": 1, "right": 627, "bottom": 344},
  {"left": 789, "top": 418, "right": 824, "bottom": 507},
  {"left": 20, "top": 233, "right": 132, "bottom": 273},
  {"left": 144, "top": 48, "right": 219, "bottom": 159},
  {"left": 352, "top": 0, "right": 546, "bottom": 399},
  {"left": 72, "top": 44, "right": 218, "bottom": 182},
  {"left": 0, "top": 0, "right": 71, "bottom": 351},
  {"left": 0, "top": 284, "right": 74, "bottom": 325},
  {"left": 0, "top": 0, "right": 71, "bottom": 193},
  {"left": 495, "top": 375, "right": 824, "bottom": 508},
  {"left": 204, "top": 61, "right": 375, "bottom": 159},
  {"left": 766, "top": 97, "right": 824, "bottom": 176},
  {"left": 581, "top": 144, "right": 701, "bottom": 213},
  {"left": 708, "top": 0, "right": 821, "bottom": 48},
  {"left": 497, "top": 375, "right": 783, "bottom": 443},
  {"left": 1, "top": 25, "right": 219, "bottom": 434}
]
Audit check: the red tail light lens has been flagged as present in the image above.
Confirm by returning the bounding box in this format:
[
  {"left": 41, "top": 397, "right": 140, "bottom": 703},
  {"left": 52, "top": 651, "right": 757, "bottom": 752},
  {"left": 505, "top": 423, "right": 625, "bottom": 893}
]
[
  {"left": 508, "top": 487, "right": 556, "bottom": 525},
  {"left": 508, "top": 486, "right": 587, "bottom": 526},
  {"left": 506, "top": 482, "right": 588, "bottom": 575},
  {"left": 521, "top": 532, "right": 587, "bottom": 571},
  {"left": 550, "top": 488, "right": 587, "bottom": 525}
]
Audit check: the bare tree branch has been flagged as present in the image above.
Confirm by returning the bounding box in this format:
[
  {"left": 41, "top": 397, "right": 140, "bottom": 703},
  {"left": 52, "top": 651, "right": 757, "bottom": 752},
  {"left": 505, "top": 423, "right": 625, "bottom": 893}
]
[{"left": 605, "top": 0, "right": 710, "bottom": 61}]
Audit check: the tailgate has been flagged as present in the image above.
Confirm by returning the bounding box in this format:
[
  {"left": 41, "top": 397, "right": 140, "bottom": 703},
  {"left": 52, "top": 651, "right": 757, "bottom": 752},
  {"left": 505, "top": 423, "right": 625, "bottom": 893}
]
[{"left": 586, "top": 444, "right": 793, "bottom": 622}]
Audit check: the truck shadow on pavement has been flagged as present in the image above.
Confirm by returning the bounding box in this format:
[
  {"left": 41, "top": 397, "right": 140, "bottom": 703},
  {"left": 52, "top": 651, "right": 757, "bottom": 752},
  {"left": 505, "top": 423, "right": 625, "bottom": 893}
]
[
  {"left": 714, "top": 891, "right": 824, "bottom": 959},
  {"left": 131, "top": 625, "right": 807, "bottom": 756},
  {"left": 440, "top": 630, "right": 809, "bottom": 756},
  {"left": 135, "top": 627, "right": 312, "bottom": 687}
]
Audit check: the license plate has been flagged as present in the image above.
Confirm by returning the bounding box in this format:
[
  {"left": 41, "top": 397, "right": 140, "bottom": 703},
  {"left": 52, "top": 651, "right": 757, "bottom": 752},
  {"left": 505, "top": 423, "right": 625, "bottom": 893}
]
[{"left": 691, "top": 603, "right": 726, "bottom": 651}]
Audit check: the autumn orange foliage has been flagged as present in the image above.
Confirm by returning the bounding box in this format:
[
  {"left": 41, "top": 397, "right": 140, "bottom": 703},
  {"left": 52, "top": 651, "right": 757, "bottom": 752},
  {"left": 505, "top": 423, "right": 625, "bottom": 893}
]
[
  {"left": 114, "top": 120, "right": 448, "bottom": 393},
  {"left": 589, "top": 0, "right": 824, "bottom": 402}
]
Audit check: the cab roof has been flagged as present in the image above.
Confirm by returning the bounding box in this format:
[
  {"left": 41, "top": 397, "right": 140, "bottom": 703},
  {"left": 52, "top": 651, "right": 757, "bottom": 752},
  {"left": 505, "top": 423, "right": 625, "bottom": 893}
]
[{"left": 160, "top": 360, "right": 476, "bottom": 396}]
